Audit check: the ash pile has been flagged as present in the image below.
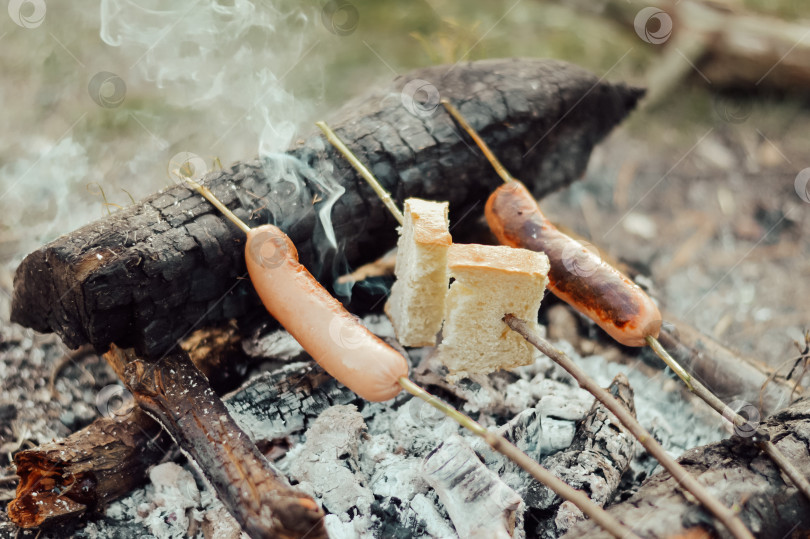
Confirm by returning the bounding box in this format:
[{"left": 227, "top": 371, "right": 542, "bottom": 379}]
[{"left": 4, "top": 315, "right": 724, "bottom": 539}]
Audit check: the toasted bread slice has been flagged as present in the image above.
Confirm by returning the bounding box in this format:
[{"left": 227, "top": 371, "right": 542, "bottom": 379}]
[
  {"left": 437, "top": 244, "right": 549, "bottom": 379},
  {"left": 385, "top": 198, "right": 452, "bottom": 347}
]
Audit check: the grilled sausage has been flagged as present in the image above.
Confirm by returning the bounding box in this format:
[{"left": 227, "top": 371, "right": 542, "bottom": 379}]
[{"left": 486, "top": 182, "right": 661, "bottom": 346}]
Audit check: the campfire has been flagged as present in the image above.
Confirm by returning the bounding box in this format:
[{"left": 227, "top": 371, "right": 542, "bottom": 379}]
[{"left": 3, "top": 56, "right": 809, "bottom": 539}]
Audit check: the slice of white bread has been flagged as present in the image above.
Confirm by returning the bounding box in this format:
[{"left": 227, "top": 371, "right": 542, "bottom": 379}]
[
  {"left": 385, "top": 198, "right": 452, "bottom": 346},
  {"left": 437, "top": 244, "right": 550, "bottom": 380}
]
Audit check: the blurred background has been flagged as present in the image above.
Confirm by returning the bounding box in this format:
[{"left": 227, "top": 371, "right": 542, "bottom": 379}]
[{"left": 1, "top": 0, "right": 808, "bottom": 368}]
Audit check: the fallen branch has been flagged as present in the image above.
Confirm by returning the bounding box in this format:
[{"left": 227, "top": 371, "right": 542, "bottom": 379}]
[
  {"left": 561, "top": 0, "right": 810, "bottom": 97},
  {"left": 504, "top": 314, "right": 754, "bottom": 539},
  {"left": 103, "top": 346, "right": 326, "bottom": 539},
  {"left": 657, "top": 317, "right": 800, "bottom": 417},
  {"left": 7, "top": 361, "right": 358, "bottom": 531}
]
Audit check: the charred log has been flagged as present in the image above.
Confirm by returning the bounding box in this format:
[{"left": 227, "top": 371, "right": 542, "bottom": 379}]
[
  {"left": 102, "top": 346, "right": 327, "bottom": 539},
  {"left": 6, "top": 408, "right": 169, "bottom": 529},
  {"left": 7, "top": 360, "right": 356, "bottom": 531},
  {"left": 11, "top": 58, "right": 643, "bottom": 357},
  {"left": 562, "top": 397, "right": 810, "bottom": 538},
  {"left": 532, "top": 374, "right": 636, "bottom": 538}
]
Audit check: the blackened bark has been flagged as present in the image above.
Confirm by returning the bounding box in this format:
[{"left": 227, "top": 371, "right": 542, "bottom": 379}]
[
  {"left": 6, "top": 361, "right": 356, "bottom": 531},
  {"left": 6, "top": 408, "right": 169, "bottom": 528},
  {"left": 11, "top": 58, "right": 643, "bottom": 357},
  {"left": 532, "top": 374, "right": 636, "bottom": 538}
]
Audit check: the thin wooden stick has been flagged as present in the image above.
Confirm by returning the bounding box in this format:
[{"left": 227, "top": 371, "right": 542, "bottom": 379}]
[
  {"left": 440, "top": 99, "right": 516, "bottom": 184},
  {"left": 504, "top": 314, "right": 754, "bottom": 539},
  {"left": 397, "top": 377, "right": 640, "bottom": 539},
  {"left": 316, "top": 121, "right": 404, "bottom": 225},
  {"left": 184, "top": 179, "right": 251, "bottom": 234},
  {"left": 445, "top": 96, "right": 810, "bottom": 507},
  {"left": 319, "top": 118, "right": 639, "bottom": 538},
  {"left": 646, "top": 335, "right": 810, "bottom": 502}
]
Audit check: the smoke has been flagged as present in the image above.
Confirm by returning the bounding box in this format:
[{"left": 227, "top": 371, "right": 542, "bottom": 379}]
[
  {"left": 0, "top": 1, "right": 362, "bottom": 304},
  {"left": 100, "top": 0, "right": 324, "bottom": 154},
  {"left": 0, "top": 137, "right": 109, "bottom": 261},
  {"left": 99, "top": 0, "right": 352, "bottom": 280}
]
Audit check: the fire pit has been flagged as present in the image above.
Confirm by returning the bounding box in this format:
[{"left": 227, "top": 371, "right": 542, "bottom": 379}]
[{"left": 2, "top": 26, "right": 809, "bottom": 539}]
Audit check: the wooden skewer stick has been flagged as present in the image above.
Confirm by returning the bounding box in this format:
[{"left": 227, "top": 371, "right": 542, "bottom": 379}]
[
  {"left": 441, "top": 97, "right": 810, "bottom": 507},
  {"left": 317, "top": 120, "right": 641, "bottom": 539},
  {"left": 316, "top": 121, "right": 404, "bottom": 225},
  {"left": 505, "top": 315, "right": 754, "bottom": 539}
]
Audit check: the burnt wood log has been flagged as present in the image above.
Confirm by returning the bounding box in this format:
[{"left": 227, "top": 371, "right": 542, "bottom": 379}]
[
  {"left": 6, "top": 360, "right": 357, "bottom": 531},
  {"left": 423, "top": 434, "right": 525, "bottom": 538},
  {"left": 473, "top": 374, "right": 637, "bottom": 537},
  {"left": 102, "top": 346, "right": 327, "bottom": 539},
  {"left": 6, "top": 326, "right": 245, "bottom": 529},
  {"left": 11, "top": 58, "right": 643, "bottom": 358},
  {"left": 6, "top": 408, "right": 170, "bottom": 529},
  {"left": 562, "top": 397, "right": 810, "bottom": 538}
]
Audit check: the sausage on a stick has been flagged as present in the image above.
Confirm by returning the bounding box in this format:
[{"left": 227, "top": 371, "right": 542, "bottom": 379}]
[
  {"left": 440, "top": 98, "right": 810, "bottom": 518},
  {"left": 181, "top": 178, "right": 408, "bottom": 402}
]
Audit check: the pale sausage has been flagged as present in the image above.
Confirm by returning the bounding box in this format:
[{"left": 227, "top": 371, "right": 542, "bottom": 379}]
[{"left": 245, "top": 225, "right": 409, "bottom": 401}]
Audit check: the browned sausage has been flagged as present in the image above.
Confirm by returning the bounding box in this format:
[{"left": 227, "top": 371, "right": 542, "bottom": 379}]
[
  {"left": 245, "top": 224, "right": 409, "bottom": 401},
  {"left": 486, "top": 182, "right": 661, "bottom": 346}
]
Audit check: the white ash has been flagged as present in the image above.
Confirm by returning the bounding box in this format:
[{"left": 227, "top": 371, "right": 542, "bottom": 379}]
[
  {"left": 74, "top": 462, "right": 249, "bottom": 539},
  {"left": 285, "top": 405, "right": 374, "bottom": 524},
  {"left": 242, "top": 326, "right": 305, "bottom": 361},
  {"left": 67, "top": 315, "right": 725, "bottom": 539},
  {"left": 422, "top": 434, "right": 525, "bottom": 539},
  {"left": 139, "top": 462, "right": 200, "bottom": 538}
]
